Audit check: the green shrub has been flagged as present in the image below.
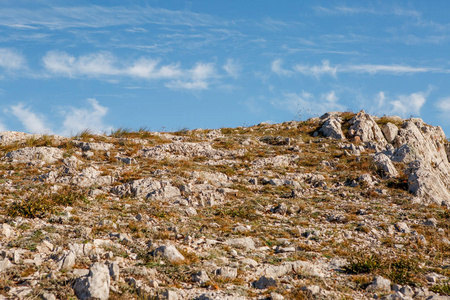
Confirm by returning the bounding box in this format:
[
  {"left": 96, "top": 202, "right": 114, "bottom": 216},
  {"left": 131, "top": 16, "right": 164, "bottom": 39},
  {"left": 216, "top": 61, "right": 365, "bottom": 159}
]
[
  {"left": 431, "top": 282, "right": 450, "bottom": 295},
  {"left": 344, "top": 253, "right": 422, "bottom": 286},
  {"left": 7, "top": 187, "right": 88, "bottom": 218}
]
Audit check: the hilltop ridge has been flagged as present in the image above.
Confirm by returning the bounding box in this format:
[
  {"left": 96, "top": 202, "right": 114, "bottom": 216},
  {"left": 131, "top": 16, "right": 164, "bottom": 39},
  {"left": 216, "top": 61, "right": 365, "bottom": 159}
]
[{"left": 1, "top": 111, "right": 450, "bottom": 299}]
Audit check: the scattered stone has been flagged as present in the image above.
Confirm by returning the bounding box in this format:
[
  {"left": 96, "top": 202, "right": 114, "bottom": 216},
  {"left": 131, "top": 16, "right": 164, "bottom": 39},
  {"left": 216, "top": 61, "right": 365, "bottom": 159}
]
[
  {"left": 225, "top": 237, "right": 255, "bottom": 250},
  {"left": 73, "top": 262, "right": 111, "bottom": 300},
  {"left": 0, "top": 258, "right": 13, "bottom": 273},
  {"left": 253, "top": 276, "right": 276, "bottom": 289},
  {"left": 215, "top": 267, "right": 237, "bottom": 279},
  {"left": 366, "top": 276, "right": 391, "bottom": 292},
  {"left": 58, "top": 250, "right": 76, "bottom": 271},
  {"left": 192, "top": 270, "right": 210, "bottom": 285},
  {"left": 395, "top": 222, "right": 410, "bottom": 234},
  {"left": 152, "top": 245, "right": 185, "bottom": 262},
  {"left": 41, "top": 292, "right": 57, "bottom": 300}
]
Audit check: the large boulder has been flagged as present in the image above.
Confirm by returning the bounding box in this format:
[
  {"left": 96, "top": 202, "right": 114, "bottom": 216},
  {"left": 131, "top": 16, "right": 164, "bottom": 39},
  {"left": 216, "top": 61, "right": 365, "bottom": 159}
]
[
  {"left": 382, "top": 122, "right": 399, "bottom": 143},
  {"left": 391, "top": 120, "right": 450, "bottom": 205},
  {"left": 406, "top": 160, "right": 450, "bottom": 206},
  {"left": 316, "top": 115, "right": 346, "bottom": 140},
  {"left": 373, "top": 153, "right": 398, "bottom": 178},
  {"left": 347, "top": 111, "right": 386, "bottom": 145}
]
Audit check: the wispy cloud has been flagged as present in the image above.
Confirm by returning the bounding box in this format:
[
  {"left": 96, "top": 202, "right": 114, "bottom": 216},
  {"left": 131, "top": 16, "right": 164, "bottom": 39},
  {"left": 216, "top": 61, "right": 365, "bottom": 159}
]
[
  {"left": 293, "top": 60, "right": 337, "bottom": 78},
  {"left": 8, "top": 103, "right": 52, "bottom": 134},
  {"left": 271, "top": 90, "right": 345, "bottom": 118},
  {"left": 272, "top": 60, "right": 445, "bottom": 78},
  {"left": 223, "top": 59, "right": 241, "bottom": 78},
  {"left": 342, "top": 64, "right": 435, "bottom": 74},
  {"left": 313, "top": 5, "right": 421, "bottom": 18},
  {"left": 0, "top": 48, "right": 26, "bottom": 70},
  {"left": 60, "top": 98, "right": 112, "bottom": 136},
  {"left": 257, "top": 17, "right": 302, "bottom": 31},
  {"left": 271, "top": 59, "right": 294, "bottom": 77},
  {"left": 0, "top": 5, "right": 220, "bottom": 30}
]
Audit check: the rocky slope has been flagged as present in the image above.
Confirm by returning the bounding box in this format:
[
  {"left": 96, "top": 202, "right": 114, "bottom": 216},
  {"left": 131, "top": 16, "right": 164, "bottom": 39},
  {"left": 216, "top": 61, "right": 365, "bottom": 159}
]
[{"left": 0, "top": 111, "right": 450, "bottom": 300}]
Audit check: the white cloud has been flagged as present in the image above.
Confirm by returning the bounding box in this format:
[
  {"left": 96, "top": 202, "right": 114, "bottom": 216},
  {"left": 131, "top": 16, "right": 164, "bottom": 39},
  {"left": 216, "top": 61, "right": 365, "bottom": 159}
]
[
  {"left": 223, "top": 59, "right": 241, "bottom": 78},
  {"left": 9, "top": 103, "right": 52, "bottom": 134},
  {"left": 43, "top": 51, "right": 217, "bottom": 90},
  {"left": 60, "top": 98, "right": 112, "bottom": 136},
  {"left": 272, "top": 90, "right": 345, "bottom": 118},
  {"left": 369, "top": 89, "right": 430, "bottom": 118},
  {"left": 271, "top": 59, "right": 294, "bottom": 77},
  {"left": 325, "top": 90, "right": 338, "bottom": 102},
  {"left": 390, "top": 92, "right": 426, "bottom": 117},
  {"left": 435, "top": 97, "right": 450, "bottom": 125},
  {"left": 166, "top": 62, "right": 215, "bottom": 90},
  {"left": 293, "top": 60, "right": 337, "bottom": 78},
  {"left": 126, "top": 58, "right": 182, "bottom": 79},
  {"left": 436, "top": 97, "right": 450, "bottom": 112},
  {"left": 43, "top": 51, "right": 119, "bottom": 77},
  {"left": 0, "top": 48, "right": 26, "bottom": 70},
  {"left": 42, "top": 51, "right": 75, "bottom": 76},
  {"left": 0, "top": 120, "right": 7, "bottom": 132}
]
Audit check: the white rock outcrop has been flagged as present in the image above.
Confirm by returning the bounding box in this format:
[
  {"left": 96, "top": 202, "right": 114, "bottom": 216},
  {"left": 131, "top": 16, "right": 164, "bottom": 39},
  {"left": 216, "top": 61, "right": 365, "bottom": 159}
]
[
  {"left": 6, "top": 146, "right": 63, "bottom": 164},
  {"left": 347, "top": 111, "right": 386, "bottom": 145},
  {"left": 316, "top": 115, "right": 346, "bottom": 140}
]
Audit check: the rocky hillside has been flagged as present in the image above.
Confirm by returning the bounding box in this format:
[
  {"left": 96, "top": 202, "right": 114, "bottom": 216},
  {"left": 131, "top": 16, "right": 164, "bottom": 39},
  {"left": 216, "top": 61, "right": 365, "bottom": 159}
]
[{"left": 1, "top": 111, "right": 450, "bottom": 300}]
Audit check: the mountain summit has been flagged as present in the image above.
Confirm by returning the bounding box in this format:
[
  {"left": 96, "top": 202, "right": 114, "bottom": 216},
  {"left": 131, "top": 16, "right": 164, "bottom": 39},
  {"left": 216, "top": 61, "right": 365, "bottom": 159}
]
[{"left": 0, "top": 111, "right": 449, "bottom": 299}]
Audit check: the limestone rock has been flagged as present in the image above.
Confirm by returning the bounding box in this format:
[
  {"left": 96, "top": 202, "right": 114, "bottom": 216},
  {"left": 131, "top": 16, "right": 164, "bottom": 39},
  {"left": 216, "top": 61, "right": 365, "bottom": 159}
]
[
  {"left": 0, "top": 223, "right": 12, "bottom": 238},
  {"left": 6, "top": 146, "right": 63, "bottom": 164},
  {"left": 58, "top": 250, "right": 76, "bottom": 271},
  {"left": 0, "top": 131, "right": 40, "bottom": 144},
  {"left": 0, "top": 258, "right": 13, "bottom": 273},
  {"left": 152, "top": 245, "right": 185, "bottom": 262},
  {"left": 390, "top": 120, "right": 450, "bottom": 205},
  {"left": 382, "top": 122, "right": 399, "bottom": 143},
  {"left": 225, "top": 237, "right": 256, "bottom": 250},
  {"left": 73, "top": 262, "right": 110, "bottom": 300},
  {"left": 215, "top": 267, "right": 237, "bottom": 279},
  {"left": 373, "top": 153, "right": 398, "bottom": 178},
  {"left": 74, "top": 141, "right": 113, "bottom": 151},
  {"left": 366, "top": 276, "right": 391, "bottom": 292},
  {"left": 316, "top": 115, "right": 345, "bottom": 140},
  {"left": 347, "top": 111, "right": 386, "bottom": 145},
  {"left": 192, "top": 270, "right": 210, "bottom": 285},
  {"left": 291, "top": 260, "right": 324, "bottom": 277},
  {"left": 406, "top": 160, "right": 450, "bottom": 206}
]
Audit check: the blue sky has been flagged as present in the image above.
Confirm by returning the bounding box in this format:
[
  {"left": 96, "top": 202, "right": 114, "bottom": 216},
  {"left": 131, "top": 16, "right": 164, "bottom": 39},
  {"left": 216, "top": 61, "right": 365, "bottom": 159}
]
[{"left": 0, "top": 0, "right": 450, "bottom": 136}]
